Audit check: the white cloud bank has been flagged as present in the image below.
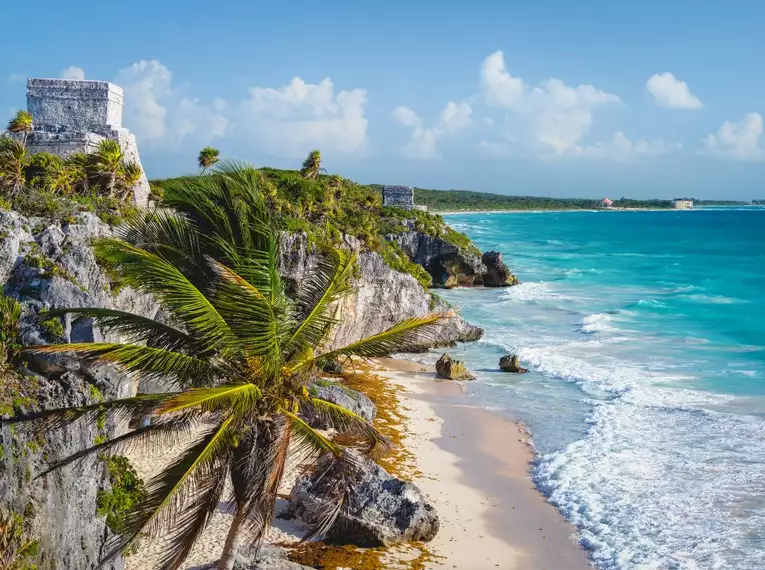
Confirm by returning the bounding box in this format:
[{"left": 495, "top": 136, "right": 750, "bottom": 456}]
[
  {"left": 60, "top": 66, "right": 86, "bottom": 81},
  {"left": 702, "top": 112, "right": 764, "bottom": 161},
  {"left": 110, "top": 60, "right": 367, "bottom": 158},
  {"left": 479, "top": 51, "right": 621, "bottom": 156},
  {"left": 393, "top": 101, "right": 472, "bottom": 160},
  {"left": 646, "top": 72, "right": 702, "bottom": 109},
  {"left": 575, "top": 132, "right": 682, "bottom": 161}
]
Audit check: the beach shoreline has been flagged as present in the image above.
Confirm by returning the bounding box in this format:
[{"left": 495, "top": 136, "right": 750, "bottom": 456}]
[{"left": 376, "top": 357, "right": 592, "bottom": 570}]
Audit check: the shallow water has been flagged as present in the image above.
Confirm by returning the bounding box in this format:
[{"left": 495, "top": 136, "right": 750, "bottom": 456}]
[{"left": 430, "top": 208, "right": 765, "bottom": 570}]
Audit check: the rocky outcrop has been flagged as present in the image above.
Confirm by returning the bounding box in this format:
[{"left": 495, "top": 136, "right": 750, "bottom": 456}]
[
  {"left": 0, "top": 210, "right": 159, "bottom": 570},
  {"left": 388, "top": 231, "right": 519, "bottom": 288},
  {"left": 435, "top": 353, "right": 475, "bottom": 381},
  {"left": 303, "top": 380, "right": 376, "bottom": 429},
  {"left": 482, "top": 251, "right": 520, "bottom": 287},
  {"left": 279, "top": 233, "right": 483, "bottom": 351},
  {"left": 290, "top": 450, "right": 439, "bottom": 547},
  {"left": 201, "top": 545, "right": 313, "bottom": 570},
  {"left": 499, "top": 354, "right": 528, "bottom": 374}
]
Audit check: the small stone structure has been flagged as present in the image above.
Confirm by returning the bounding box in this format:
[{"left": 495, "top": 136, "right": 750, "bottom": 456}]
[
  {"left": 24, "top": 78, "right": 150, "bottom": 207},
  {"left": 383, "top": 185, "right": 415, "bottom": 209}
]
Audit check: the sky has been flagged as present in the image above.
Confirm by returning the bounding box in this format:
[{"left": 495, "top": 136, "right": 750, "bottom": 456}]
[{"left": 2, "top": 0, "right": 765, "bottom": 199}]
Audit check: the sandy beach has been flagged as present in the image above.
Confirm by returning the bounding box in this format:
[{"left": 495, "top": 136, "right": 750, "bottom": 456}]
[
  {"left": 123, "top": 358, "right": 591, "bottom": 570},
  {"left": 376, "top": 358, "right": 591, "bottom": 570}
]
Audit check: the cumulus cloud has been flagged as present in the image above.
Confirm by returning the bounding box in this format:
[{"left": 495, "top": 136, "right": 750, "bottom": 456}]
[
  {"left": 394, "top": 101, "right": 473, "bottom": 160},
  {"left": 239, "top": 77, "right": 368, "bottom": 157},
  {"left": 479, "top": 51, "right": 620, "bottom": 156},
  {"left": 646, "top": 72, "right": 702, "bottom": 109},
  {"left": 114, "top": 61, "right": 367, "bottom": 158},
  {"left": 61, "top": 66, "right": 86, "bottom": 81},
  {"left": 575, "top": 132, "right": 682, "bottom": 161},
  {"left": 702, "top": 112, "right": 764, "bottom": 161}
]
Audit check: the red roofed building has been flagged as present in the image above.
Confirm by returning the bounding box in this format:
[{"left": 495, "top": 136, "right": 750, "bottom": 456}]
[{"left": 600, "top": 198, "right": 614, "bottom": 208}]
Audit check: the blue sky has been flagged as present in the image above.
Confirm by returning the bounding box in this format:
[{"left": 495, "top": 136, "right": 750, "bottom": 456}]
[{"left": 2, "top": 0, "right": 765, "bottom": 199}]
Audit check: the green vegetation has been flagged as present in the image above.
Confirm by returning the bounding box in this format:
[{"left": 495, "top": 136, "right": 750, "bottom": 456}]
[
  {"left": 0, "top": 133, "right": 140, "bottom": 224},
  {"left": 6, "top": 111, "right": 33, "bottom": 148},
  {"left": 0, "top": 296, "right": 22, "bottom": 368},
  {"left": 96, "top": 456, "right": 145, "bottom": 543},
  {"left": 0, "top": 508, "right": 40, "bottom": 570},
  {"left": 151, "top": 152, "right": 478, "bottom": 287},
  {"left": 399, "top": 187, "right": 675, "bottom": 211},
  {"left": 2, "top": 163, "right": 444, "bottom": 569}
]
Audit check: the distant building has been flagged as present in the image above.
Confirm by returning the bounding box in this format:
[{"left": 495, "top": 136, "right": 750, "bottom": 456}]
[
  {"left": 383, "top": 185, "right": 415, "bottom": 210},
  {"left": 600, "top": 198, "right": 614, "bottom": 208},
  {"left": 673, "top": 199, "right": 694, "bottom": 209}
]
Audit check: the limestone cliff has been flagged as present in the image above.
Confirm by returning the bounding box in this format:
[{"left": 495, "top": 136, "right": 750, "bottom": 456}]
[
  {"left": 279, "top": 233, "right": 483, "bottom": 351},
  {"left": 0, "top": 211, "right": 159, "bottom": 570},
  {"left": 387, "top": 231, "right": 519, "bottom": 288}
]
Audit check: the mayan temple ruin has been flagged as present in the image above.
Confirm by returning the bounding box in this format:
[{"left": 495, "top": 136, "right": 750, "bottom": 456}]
[{"left": 24, "top": 78, "right": 150, "bottom": 206}]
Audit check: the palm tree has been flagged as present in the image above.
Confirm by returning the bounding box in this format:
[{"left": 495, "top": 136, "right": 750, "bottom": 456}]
[
  {"left": 300, "top": 149, "right": 326, "bottom": 180},
  {"left": 2, "top": 162, "right": 443, "bottom": 570},
  {"left": 42, "top": 156, "right": 75, "bottom": 195},
  {"left": 197, "top": 147, "right": 220, "bottom": 172},
  {"left": 0, "top": 137, "right": 29, "bottom": 198},
  {"left": 65, "top": 153, "right": 91, "bottom": 194},
  {"left": 90, "top": 139, "right": 124, "bottom": 197},
  {"left": 116, "top": 161, "right": 143, "bottom": 201},
  {"left": 6, "top": 111, "right": 33, "bottom": 147}
]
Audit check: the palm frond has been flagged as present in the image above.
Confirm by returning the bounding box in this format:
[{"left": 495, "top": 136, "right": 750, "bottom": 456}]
[
  {"left": 302, "top": 398, "right": 391, "bottom": 453},
  {"left": 0, "top": 393, "right": 171, "bottom": 429},
  {"left": 25, "top": 343, "right": 218, "bottom": 388},
  {"left": 307, "top": 312, "right": 447, "bottom": 367},
  {"left": 43, "top": 308, "right": 198, "bottom": 353},
  {"left": 284, "top": 248, "right": 356, "bottom": 359},
  {"left": 92, "top": 239, "right": 235, "bottom": 354},
  {"left": 39, "top": 414, "right": 198, "bottom": 477},
  {"left": 99, "top": 416, "right": 235, "bottom": 564},
  {"left": 283, "top": 410, "right": 341, "bottom": 459},
  {"left": 155, "top": 384, "right": 261, "bottom": 415}
]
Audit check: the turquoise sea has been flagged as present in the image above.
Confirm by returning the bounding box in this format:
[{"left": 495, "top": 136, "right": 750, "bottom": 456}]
[{"left": 434, "top": 208, "right": 765, "bottom": 570}]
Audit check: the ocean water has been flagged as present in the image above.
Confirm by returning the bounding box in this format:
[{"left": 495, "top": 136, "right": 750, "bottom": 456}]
[{"left": 434, "top": 208, "right": 765, "bottom": 570}]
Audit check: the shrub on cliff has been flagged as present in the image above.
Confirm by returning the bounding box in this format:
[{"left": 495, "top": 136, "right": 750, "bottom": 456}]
[{"left": 1, "top": 162, "right": 444, "bottom": 570}]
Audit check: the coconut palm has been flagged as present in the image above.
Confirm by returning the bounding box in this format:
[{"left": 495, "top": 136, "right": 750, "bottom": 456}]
[
  {"left": 0, "top": 137, "right": 29, "bottom": 198},
  {"left": 300, "top": 149, "right": 326, "bottom": 180},
  {"left": 2, "top": 162, "right": 443, "bottom": 570},
  {"left": 38, "top": 154, "right": 75, "bottom": 195},
  {"left": 197, "top": 147, "right": 220, "bottom": 172},
  {"left": 6, "top": 111, "right": 33, "bottom": 147},
  {"left": 90, "top": 139, "right": 124, "bottom": 197}
]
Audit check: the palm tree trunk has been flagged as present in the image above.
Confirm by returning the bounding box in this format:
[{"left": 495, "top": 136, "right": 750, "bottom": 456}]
[{"left": 217, "top": 507, "right": 247, "bottom": 570}]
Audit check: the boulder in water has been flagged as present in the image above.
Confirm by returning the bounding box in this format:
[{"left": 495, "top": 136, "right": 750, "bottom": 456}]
[
  {"left": 499, "top": 354, "right": 528, "bottom": 374},
  {"left": 435, "top": 353, "right": 475, "bottom": 380}
]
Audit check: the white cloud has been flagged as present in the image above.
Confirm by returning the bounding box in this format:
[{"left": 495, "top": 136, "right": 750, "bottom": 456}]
[
  {"left": 239, "top": 77, "right": 368, "bottom": 157},
  {"left": 646, "top": 72, "right": 702, "bottom": 109},
  {"left": 575, "top": 132, "right": 682, "bottom": 161},
  {"left": 60, "top": 66, "right": 86, "bottom": 81},
  {"left": 479, "top": 51, "right": 620, "bottom": 156},
  {"left": 702, "top": 112, "right": 764, "bottom": 161},
  {"left": 394, "top": 101, "right": 473, "bottom": 160},
  {"left": 7, "top": 74, "right": 25, "bottom": 84},
  {"left": 116, "top": 60, "right": 230, "bottom": 147}
]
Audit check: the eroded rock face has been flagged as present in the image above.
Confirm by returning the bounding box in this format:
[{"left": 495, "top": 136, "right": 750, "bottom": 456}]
[
  {"left": 290, "top": 450, "right": 439, "bottom": 547},
  {"left": 388, "top": 231, "right": 519, "bottom": 289},
  {"left": 303, "top": 381, "right": 376, "bottom": 429},
  {"left": 482, "top": 251, "right": 520, "bottom": 287},
  {"left": 0, "top": 210, "right": 159, "bottom": 570},
  {"left": 279, "top": 233, "right": 483, "bottom": 352},
  {"left": 435, "top": 353, "right": 475, "bottom": 381}
]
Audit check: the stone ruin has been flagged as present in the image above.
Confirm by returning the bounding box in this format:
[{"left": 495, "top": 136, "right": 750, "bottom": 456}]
[
  {"left": 382, "top": 185, "right": 415, "bottom": 209},
  {"left": 23, "top": 78, "right": 150, "bottom": 207}
]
